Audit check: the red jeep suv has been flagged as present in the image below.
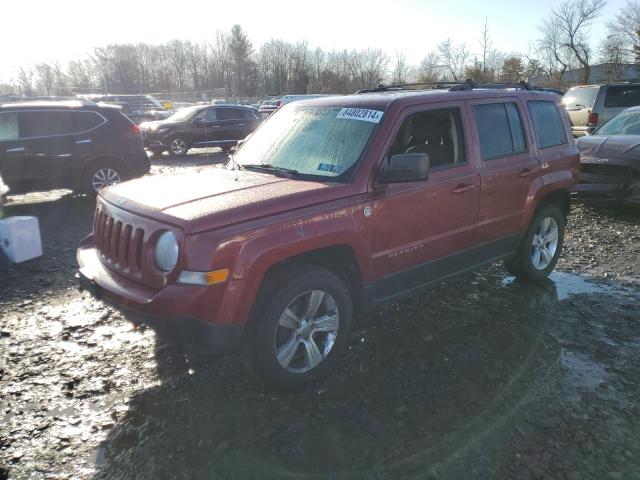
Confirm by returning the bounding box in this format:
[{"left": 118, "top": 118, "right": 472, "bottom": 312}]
[{"left": 77, "top": 82, "right": 579, "bottom": 390}]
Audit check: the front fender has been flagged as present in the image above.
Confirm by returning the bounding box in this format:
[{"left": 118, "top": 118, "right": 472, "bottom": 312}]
[{"left": 213, "top": 206, "right": 373, "bottom": 326}]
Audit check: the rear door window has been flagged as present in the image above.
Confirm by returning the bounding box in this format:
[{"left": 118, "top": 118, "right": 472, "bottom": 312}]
[
  {"left": 217, "top": 108, "right": 244, "bottom": 121},
  {"left": 19, "top": 111, "right": 76, "bottom": 138},
  {"left": 604, "top": 86, "right": 640, "bottom": 108},
  {"left": 0, "top": 112, "right": 19, "bottom": 141},
  {"left": 473, "top": 102, "right": 526, "bottom": 160},
  {"left": 527, "top": 101, "right": 568, "bottom": 149}
]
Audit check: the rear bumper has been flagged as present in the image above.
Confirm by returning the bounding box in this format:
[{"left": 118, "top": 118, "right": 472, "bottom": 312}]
[
  {"left": 76, "top": 240, "right": 244, "bottom": 354},
  {"left": 571, "top": 126, "right": 594, "bottom": 138}
]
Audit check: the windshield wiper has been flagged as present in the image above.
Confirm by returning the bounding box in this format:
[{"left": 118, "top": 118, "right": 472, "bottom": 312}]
[
  {"left": 242, "top": 163, "right": 299, "bottom": 178},
  {"left": 227, "top": 154, "right": 244, "bottom": 171}
]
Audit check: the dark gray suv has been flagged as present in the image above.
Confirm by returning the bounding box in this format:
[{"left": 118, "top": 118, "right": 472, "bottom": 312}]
[
  {"left": 0, "top": 101, "right": 150, "bottom": 195},
  {"left": 140, "top": 105, "right": 262, "bottom": 156}
]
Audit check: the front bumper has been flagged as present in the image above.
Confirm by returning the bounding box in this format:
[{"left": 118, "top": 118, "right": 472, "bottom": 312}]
[
  {"left": 141, "top": 130, "right": 169, "bottom": 150},
  {"left": 574, "top": 159, "right": 639, "bottom": 198},
  {"left": 77, "top": 243, "right": 244, "bottom": 354}
]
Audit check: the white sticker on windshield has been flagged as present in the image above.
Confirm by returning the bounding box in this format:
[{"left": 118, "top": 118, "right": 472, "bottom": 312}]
[{"left": 336, "top": 108, "right": 383, "bottom": 123}]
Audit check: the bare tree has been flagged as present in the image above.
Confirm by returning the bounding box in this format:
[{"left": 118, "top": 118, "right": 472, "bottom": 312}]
[
  {"left": 437, "top": 39, "right": 471, "bottom": 81},
  {"left": 538, "top": 18, "right": 573, "bottom": 87},
  {"left": 417, "top": 52, "right": 441, "bottom": 82},
  {"left": 543, "top": 0, "right": 607, "bottom": 84},
  {"left": 479, "top": 18, "right": 493, "bottom": 81},
  {"left": 607, "top": 0, "right": 640, "bottom": 56},
  {"left": 16, "top": 67, "right": 34, "bottom": 96},
  {"left": 34, "top": 63, "right": 55, "bottom": 95},
  {"left": 391, "top": 52, "right": 410, "bottom": 84}
]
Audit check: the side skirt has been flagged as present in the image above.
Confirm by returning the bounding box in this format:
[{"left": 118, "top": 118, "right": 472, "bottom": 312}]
[{"left": 373, "top": 234, "right": 521, "bottom": 305}]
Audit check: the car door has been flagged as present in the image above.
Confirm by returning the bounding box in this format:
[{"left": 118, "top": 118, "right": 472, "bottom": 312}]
[
  {"left": 189, "top": 108, "right": 218, "bottom": 146},
  {"left": 470, "top": 98, "right": 540, "bottom": 255},
  {"left": 19, "top": 110, "right": 77, "bottom": 189},
  {"left": 370, "top": 104, "right": 480, "bottom": 300},
  {"left": 215, "top": 107, "right": 252, "bottom": 141},
  {"left": 0, "top": 111, "right": 27, "bottom": 191}
]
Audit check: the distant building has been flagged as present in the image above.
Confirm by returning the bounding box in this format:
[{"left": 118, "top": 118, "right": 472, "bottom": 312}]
[{"left": 529, "top": 63, "right": 640, "bottom": 88}]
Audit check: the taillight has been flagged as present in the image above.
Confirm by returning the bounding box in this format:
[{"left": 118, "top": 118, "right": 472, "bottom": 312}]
[
  {"left": 125, "top": 124, "right": 142, "bottom": 139},
  {"left": 275, "top": 100, "right": 281, "bottom": 107},
  {"left": 587, "top": 111, "right": 598, "bottom": 126}
]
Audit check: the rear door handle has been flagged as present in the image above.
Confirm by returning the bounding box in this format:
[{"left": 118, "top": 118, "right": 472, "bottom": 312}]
[
  {"left": 452, "top": 184, "right": 475, "bottom": 194},
  {"left": 5, "top": 147, "right": 25, "bottom": 152},
  {"left": 519, "top": 168, "right": 536, "bottom": 177}
]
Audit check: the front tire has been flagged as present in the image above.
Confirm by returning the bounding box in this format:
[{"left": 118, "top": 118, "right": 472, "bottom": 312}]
[
  {"left": 504, "top": 203, "right": 565, "bottom": 282},
  {"left": 246, "top": 265, "right": 353, "bottom": 391},
  {"left": 169, "top": 136, "right": 189, "bottom": 156}
]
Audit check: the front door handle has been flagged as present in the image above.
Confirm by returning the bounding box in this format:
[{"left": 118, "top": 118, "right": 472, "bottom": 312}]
[
  {"left": 519, "top": 168, "right": 536, "bottom": 177},
  {"left": 452, "top": 184, "right": 475, "bottom": 194},
  {"left": 5, "top": 147, "right": 25, "bottom": 152}
]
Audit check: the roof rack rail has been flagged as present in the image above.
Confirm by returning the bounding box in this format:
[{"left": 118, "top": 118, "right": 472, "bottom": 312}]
[
  {"left": 449, "top": 79, "right": 533, "bottom": 91},
  {"left": 356, "top": 81, "right": 463, "bottom": 94},
  {"left": 355, "top": 79, "right": 554, "bottom": 95}
]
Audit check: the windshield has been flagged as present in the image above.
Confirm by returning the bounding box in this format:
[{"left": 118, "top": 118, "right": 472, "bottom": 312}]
[
  {"left": 233, "top": 105, "right": 383, "bottom": 180},
  {"left": 595, "top": 111, "right": 640, "bottom": 136},
  {"left": 167, "top": 106, "right": 200, "bottom": 122}
]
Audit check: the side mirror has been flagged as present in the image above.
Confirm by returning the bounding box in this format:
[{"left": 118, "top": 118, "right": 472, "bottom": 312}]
[{"left": 378, "top": 153, "right": 430, "bottom": 184}]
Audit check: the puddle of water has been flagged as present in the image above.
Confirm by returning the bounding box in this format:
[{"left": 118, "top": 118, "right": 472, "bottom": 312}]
[
  {"left": 560, "top": 348, "right": 607, "bottom": 391},
  {"left": 501, "top": 271, "right": 634, "bottom": 301}
]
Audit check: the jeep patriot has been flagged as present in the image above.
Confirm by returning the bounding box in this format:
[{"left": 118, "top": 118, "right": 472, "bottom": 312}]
[{"left": 77, "top": 82, "right": 579, "bottom": 390}]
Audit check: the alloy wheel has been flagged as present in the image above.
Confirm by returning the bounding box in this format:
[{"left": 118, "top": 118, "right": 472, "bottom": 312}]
[
  {"left": 531, "top": 216, "right": 559, "bottom": 270},
  {"left": 170, "top": 138, "right": 187, "bottom": 155},
  {"left": 91, "top": 168, "right": 121, "bottom": 192},
  {"left": 274, "top": 290, "right": 340, "bottom": 373}
]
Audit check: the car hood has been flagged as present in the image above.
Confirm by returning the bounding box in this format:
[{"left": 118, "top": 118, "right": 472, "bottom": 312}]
[
  {"left": 576, "top": 135, "right": 640, "bottom": 161},
  {"left": 101, "top": 166, "right": 353, "bottom": 234}
]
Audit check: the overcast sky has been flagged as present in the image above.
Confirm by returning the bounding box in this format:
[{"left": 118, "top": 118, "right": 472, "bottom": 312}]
[{"left": 0, "top": 0, "right": 625, "bottom": 83}]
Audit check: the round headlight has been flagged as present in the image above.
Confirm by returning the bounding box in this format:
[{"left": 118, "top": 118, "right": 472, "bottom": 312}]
[{"left": 154, "top": 231, "right": 179, "bottom": 271}]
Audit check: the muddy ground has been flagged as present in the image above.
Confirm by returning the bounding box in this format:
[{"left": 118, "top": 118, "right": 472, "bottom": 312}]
[{"left": 1, "top": 151, "right": 639, "bottom": 479}]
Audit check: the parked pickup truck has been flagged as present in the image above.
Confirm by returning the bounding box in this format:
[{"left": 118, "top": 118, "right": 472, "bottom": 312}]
[{"left": 77, "top": 83, "right": 579, "bottom": 390}]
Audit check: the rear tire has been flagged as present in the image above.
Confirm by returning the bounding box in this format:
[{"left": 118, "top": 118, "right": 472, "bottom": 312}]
[
  {"left": 245, "top": 264, "right": 353, "bottom": 391},
  {"left": 83, "top": 159, "right": 128, "bottom": 196},
  {"left": 504, "top": 203, "right": 565, "bottom": 282}
]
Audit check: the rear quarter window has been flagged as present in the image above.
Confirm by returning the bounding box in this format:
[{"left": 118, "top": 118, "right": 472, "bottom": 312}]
[
  {"left": 527, "top": 101, "right": 568, "bottom": 149},
  {"left": 72, "top": 111, "right": 105, "bottom": 131},
  {"left": 604, "top": 86, "right": 640, "bottom": 108}
]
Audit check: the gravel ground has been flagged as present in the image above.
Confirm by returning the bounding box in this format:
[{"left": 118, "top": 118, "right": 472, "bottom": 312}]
[{"left": 1, "top": 154, "right": 639, "bottom": 479}]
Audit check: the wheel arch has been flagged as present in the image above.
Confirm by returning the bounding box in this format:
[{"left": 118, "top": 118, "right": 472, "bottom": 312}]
[
  {"left": 79, "top": 154, "right": 130, "bottom": 191},
  {"left": 253, "top": 244, "right": 367, "bottom": 317},
  {"left": 538, "top": 189, "right": 571, "bottom": 217}
]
